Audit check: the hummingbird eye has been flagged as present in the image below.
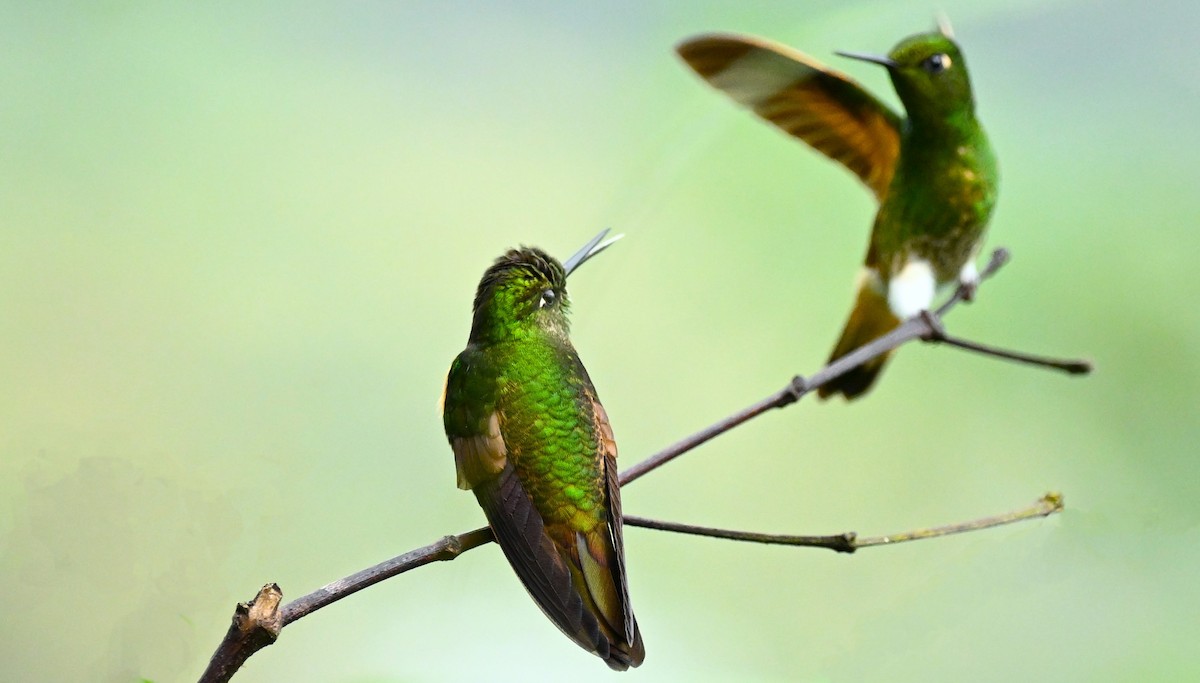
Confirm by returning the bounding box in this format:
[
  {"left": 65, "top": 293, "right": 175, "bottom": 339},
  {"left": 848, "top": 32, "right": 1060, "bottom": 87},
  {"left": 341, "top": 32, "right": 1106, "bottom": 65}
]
[
  {"left": 538, "top": 288, "right": 557, "bottom": 308},
  {"left": 921, "top": 53, "right": 952, "bottom": 74}
]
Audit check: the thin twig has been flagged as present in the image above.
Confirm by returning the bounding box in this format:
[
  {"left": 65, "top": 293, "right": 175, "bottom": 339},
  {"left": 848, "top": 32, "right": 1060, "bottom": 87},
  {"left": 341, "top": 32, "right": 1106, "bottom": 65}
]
[
  {"left": 624, "top": 516, "right": 858, "bottom": 552},
  {"left": 918, "top": 311, "right": 1093, "bottom": 375},
  {"left": 198, "top": 248, "right": 1089, "bottom": 683},
  {"left": 623, "top": 492, "right": 1064, "bottom": 553},
  {"left": 856, "top": 492, "right": 1065, "bottom": 548}
]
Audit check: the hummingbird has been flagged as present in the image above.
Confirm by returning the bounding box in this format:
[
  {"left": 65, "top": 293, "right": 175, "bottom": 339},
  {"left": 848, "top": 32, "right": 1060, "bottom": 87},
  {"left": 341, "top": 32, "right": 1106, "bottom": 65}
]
[
  {"left": 677, "top": 20, "right": 998, "bottom": 399},
  {"left": 441, "top": 229, "right": 645, "bottom": 670}
]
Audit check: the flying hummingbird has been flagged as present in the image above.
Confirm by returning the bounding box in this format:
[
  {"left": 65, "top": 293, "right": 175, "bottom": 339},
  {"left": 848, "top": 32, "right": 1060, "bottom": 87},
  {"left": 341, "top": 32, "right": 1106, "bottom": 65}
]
[
  {"left": 441, "top": 229, "right": 644, "bottom": 670},
  {"left": 677, "top": 20, "right": 998, "bottom": 399}
]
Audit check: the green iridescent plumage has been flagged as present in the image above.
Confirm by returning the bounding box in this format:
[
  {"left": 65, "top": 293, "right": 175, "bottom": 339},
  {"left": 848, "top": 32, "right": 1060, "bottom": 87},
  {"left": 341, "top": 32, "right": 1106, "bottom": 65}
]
[
  {"left": 678, "top": 22, "right": 998, "bottom": 399},
  {"left": 442, "top": 232, "right": 643, "bottom": 670}
]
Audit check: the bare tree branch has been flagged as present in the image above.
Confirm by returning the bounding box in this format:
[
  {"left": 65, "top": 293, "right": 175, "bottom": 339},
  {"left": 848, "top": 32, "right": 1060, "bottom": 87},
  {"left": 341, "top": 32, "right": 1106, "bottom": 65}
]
[
  {"left": 623, "top": 492, "right": 1064, "bottom": 552},
  {"left": 281, "top": 527, "right": 495, "bottom": 627},
  {"left": 198, "top": 248, "right": 1090, "bottom": 683}
]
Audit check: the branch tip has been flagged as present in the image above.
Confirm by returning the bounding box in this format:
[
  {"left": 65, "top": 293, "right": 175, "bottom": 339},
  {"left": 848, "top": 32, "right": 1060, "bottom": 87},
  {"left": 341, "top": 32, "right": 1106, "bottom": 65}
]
[
  {"left": 198, "top": 584, "right": 284, "bottom": 683},
  {"left": 984, "top": 247, "right": 1011, "bottom": 276},
  {"left": 236, "top": 583, "right": 283, "bottom": 640},
  {"left": 1063, "top": 360, "right": 1093, "bottom": 375},
  {"left": 1040, "top": 491, "right": 1065, "bottom": 513}
]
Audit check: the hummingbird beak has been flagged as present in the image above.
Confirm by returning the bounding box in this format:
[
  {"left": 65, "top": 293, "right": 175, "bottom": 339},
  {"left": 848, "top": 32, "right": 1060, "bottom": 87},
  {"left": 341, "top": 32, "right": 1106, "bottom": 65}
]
[
  {"left": 563, "top": 228, "right": 623, "bottom": 277},
  {"left": 835, "top": 50, "right": 898, "bottom": 69},
  {"left": 935, "top": 11, "right": 956, "bottom": 38}
]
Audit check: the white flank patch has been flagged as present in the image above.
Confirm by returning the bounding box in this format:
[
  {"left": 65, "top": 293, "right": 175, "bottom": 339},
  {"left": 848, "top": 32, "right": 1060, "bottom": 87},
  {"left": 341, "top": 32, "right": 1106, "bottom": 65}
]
[
  {"left": 710, "top": 52, "right": 808, "bottom": 107},
  {"left": 888, "top": 259, "right": 936, "bottom": 319}
]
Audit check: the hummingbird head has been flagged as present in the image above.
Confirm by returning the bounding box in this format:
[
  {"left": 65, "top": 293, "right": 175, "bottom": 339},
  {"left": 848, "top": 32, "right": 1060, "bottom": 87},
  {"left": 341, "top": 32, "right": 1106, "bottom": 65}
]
[
  {"left": 468, "top": 229, "right": 620, "bottom": 345},
  {"left": 837, "top": 32, "right": 974, "bottom": 125}
]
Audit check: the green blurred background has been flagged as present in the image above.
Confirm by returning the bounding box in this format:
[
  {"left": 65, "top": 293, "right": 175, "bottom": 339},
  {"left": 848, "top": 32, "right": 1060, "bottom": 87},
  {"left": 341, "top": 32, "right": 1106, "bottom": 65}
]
[{"left": 2, "top": 1, "right": 1198, "bottom": 681}]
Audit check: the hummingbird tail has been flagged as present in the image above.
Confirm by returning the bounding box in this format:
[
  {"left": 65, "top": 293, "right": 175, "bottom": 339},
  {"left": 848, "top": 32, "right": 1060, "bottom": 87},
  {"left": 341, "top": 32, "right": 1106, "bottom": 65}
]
[
  {"left": 474, "top": 463, "right": 643, "bottom": 669},
  {"left": 577, "top": 523, "right": 644, "bottom": 670},
  {"left": 602, "top": 623, "right": 644, "bottom": 671},
  {"left": 818, "top": 279, "right": 901, "bottom": 400}
]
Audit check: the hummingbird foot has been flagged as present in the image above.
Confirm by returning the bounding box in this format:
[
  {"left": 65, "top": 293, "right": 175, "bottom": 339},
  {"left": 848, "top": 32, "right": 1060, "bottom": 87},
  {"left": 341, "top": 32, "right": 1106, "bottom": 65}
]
[
  {"left": 958, "top": 279, "right": 978, "bottom": 302},
  {"left": 917, "top": 309, "right": 947, "bottom": 342}
]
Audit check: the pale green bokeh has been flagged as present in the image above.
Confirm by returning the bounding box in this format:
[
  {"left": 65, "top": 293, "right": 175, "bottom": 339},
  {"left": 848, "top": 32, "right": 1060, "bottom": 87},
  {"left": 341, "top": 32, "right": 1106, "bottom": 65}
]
[{"left": 2, "top": 2, "right": 1197, "bottom": 682}]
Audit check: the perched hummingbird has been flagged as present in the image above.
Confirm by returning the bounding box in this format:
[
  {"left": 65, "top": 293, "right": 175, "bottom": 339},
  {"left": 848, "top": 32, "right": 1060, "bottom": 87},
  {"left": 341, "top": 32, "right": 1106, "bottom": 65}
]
[
  {"left": 441, "top": 230, "right": 644, "bottom": 670},
  {"left": 677, "top": 21, "right": 998, "bottom": 399}
]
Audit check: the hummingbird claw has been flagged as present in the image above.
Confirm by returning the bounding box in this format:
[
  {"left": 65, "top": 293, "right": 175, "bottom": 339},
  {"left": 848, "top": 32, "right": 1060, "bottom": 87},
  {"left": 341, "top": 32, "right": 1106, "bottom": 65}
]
[
  {"left": 918, "top": 309, "right": 947, "bottom": 342},
  {"left": 959, "top": 280, "right": 978, "bottom": 302}
]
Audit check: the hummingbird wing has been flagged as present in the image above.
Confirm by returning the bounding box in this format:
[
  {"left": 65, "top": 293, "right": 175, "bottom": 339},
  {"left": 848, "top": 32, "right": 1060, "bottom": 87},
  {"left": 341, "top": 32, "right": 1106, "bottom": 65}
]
[
  {"left": 443, "top": 350, "right": 508, "bottom": 490},
  {"left": 473, "top": 461, "right": 614, "bottom": 660},
  {"left": 677, "top": 33, "right": 902, "bottom": 200},
  {"left": 574, "top": 391, "right": 644, "bottom": 667}
]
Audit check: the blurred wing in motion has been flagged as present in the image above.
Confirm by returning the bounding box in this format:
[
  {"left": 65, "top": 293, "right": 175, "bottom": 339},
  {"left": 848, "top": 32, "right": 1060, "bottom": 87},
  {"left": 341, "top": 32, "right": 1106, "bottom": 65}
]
[{"left": 677, "top": 32, "right": 902, "bottom": 201}]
